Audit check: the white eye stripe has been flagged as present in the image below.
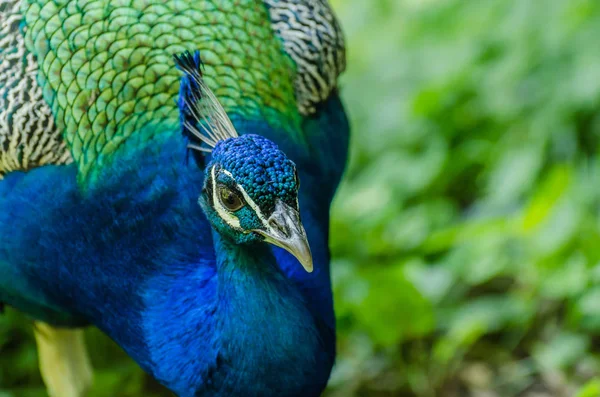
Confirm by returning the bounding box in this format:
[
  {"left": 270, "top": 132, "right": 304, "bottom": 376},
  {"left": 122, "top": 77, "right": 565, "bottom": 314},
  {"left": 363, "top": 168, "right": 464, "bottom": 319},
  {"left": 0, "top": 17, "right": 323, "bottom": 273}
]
[
  {"left": 221, "top": 169, "right": 235, "bottom": 179},
  {"left": 211, "top": 166, "right": 241, "bottom": 229},
  {"left": 221, "top": 170, "right": 272, "bottom": 231}
]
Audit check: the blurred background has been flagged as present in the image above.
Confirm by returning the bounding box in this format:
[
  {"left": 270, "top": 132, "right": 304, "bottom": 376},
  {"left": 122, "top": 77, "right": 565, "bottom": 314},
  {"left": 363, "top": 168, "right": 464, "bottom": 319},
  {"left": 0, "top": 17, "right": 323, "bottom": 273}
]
[{"left": 2, "top": 0, "right": 600, "bottom": 396}]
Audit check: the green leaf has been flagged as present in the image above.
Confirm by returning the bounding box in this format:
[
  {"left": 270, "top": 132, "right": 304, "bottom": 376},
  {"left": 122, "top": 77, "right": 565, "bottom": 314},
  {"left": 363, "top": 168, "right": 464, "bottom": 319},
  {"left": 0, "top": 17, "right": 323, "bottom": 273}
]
[
  {"left": 576, "top": 378, "right": 600, "bottom": 397},
  {"left": 354, "top": 265, "right": 434, "bottom": 346},
  {"left": 533, "top": 332, "right": 590, "bottom": 371}
]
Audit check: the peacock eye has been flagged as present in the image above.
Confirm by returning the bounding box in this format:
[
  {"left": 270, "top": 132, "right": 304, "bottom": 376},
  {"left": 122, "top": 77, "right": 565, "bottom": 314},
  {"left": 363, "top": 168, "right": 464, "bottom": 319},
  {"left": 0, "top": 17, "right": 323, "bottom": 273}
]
[{"left": 218, "top": 186, "right": 244, "bottom": 211}]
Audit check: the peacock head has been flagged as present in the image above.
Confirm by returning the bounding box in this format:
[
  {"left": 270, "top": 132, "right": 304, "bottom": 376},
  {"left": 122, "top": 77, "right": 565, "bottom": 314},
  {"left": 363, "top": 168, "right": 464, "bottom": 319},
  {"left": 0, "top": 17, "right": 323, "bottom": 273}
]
[
  {"left": 174, "top": 51, "right": 313, "bottom": 272},
  {"left": 200, "top": 135, "right": 312, "bottom": 272}
]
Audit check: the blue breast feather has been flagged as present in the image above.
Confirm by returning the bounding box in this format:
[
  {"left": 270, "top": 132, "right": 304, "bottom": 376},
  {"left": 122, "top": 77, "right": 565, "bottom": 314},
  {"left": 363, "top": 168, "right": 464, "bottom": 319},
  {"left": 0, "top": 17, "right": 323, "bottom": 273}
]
[{"left": 0, "top": 93, "right": 349, "bottom": 396}]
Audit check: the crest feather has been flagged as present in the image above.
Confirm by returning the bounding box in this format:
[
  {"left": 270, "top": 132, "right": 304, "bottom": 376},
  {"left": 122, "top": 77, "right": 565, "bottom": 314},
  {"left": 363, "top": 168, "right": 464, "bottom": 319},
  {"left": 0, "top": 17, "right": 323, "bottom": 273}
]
[{"left": 174, "top": 51, "right": 238, "bottom": 155}]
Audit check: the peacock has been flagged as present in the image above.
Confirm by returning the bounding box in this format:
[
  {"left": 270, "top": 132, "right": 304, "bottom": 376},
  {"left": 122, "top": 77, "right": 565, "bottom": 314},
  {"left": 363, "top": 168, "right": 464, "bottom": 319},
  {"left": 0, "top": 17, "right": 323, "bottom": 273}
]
[{"left": 0, "top": 0, "right": 349, "bottom": 396}]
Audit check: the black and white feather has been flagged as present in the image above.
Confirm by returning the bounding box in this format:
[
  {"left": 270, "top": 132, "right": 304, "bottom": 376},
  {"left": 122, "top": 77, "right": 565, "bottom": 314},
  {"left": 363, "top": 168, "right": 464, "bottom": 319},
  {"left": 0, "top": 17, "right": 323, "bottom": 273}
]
[
  {"left": 265, "top": 0, "right": 346, "bottom": 115},
  {"left": 0, "top": 0, "right": 71, "bottom": 178}
]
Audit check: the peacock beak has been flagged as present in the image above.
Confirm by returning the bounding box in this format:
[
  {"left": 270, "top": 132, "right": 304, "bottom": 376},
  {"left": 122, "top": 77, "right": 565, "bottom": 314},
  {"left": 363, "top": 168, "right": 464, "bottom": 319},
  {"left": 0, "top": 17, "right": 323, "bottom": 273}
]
[{"left": 253, "top": 200, "right": 313, "bottom": 273}]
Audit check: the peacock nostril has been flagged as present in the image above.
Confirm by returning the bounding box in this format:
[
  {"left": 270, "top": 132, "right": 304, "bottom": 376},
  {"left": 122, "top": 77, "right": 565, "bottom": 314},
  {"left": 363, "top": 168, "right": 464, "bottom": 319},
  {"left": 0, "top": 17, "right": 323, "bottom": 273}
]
[{"left": 269, "top": 218, "right": 289, "bottom": 237}]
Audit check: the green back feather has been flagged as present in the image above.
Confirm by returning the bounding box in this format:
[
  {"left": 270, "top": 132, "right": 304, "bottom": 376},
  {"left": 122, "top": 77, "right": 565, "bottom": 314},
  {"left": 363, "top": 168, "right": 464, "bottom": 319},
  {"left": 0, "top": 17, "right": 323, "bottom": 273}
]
[{"left": 22, "top": 0, "right": 301, "bottom": 181}]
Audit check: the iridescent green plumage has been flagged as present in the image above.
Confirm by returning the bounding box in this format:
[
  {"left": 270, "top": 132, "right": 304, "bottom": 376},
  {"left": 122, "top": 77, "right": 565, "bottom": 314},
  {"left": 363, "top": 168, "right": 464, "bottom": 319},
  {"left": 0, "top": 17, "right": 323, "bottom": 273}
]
[{"left": 23, "top": 0, "right": 301, "bottom": 181}]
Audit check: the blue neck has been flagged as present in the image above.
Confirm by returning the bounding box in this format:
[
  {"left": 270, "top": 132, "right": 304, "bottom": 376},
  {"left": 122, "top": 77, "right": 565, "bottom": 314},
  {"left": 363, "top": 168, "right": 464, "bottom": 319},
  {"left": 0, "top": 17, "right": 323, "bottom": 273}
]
[{"left": 141, "top": 229, "right": 333, "bottom": 396}]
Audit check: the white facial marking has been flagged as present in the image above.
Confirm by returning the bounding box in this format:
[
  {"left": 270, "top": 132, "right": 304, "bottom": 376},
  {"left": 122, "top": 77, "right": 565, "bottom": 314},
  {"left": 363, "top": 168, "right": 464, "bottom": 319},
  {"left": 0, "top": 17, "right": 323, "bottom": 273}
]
[
  {"left": 216, "top": 168, "right": 298, "bottom": 238},
  {"left": 211, "top": 166, "right": 241, "bottom": 229},
  {"left": 221, "top": 170, "right": 279, "bottom": 236}
]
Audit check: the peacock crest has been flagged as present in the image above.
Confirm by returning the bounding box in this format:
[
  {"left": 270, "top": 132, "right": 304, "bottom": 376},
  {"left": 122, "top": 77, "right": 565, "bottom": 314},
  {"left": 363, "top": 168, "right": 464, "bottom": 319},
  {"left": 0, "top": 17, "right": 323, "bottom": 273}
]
[{"left": 174, "top": 51, "right": 239, "bottom": 155}]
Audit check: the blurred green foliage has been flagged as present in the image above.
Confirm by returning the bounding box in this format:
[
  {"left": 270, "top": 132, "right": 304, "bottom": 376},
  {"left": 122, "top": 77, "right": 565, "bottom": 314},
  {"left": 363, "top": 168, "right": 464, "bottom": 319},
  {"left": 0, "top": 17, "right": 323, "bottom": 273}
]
[
  {"left": 328, "top": 0, "right": 600, "bottom": 395},
  {"left": 2, "top": 0, "right": 600, "bottom": 396}
]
